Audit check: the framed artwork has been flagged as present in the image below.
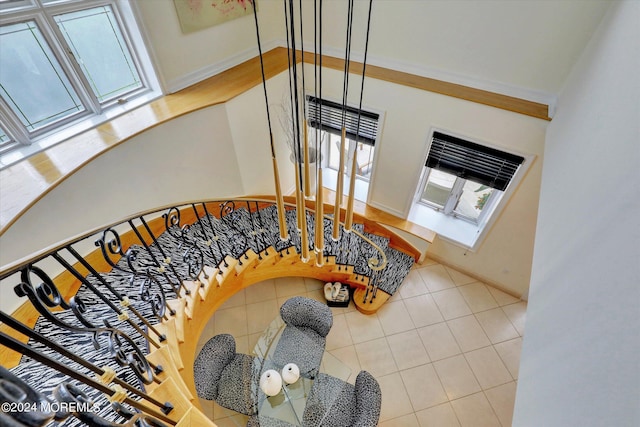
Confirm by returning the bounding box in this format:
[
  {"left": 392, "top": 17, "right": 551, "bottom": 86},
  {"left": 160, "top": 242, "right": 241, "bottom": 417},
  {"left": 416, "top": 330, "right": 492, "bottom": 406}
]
[{"left": 174, "top": 0, "right": 257, "bottom": 34}]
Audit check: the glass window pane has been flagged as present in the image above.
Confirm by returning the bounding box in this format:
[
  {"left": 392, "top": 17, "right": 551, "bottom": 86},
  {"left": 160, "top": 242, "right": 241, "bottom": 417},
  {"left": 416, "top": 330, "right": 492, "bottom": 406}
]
[
  {"left": 421, "top": 169, "right": 456, "bottom": 207},
  {"left": 54, "top": 6, "right": 142, "bottom": 103},
  {"left": 0, "top": 21, "right": 84, "bottom": 132},
  {"left": 354, "top": 141, "right": 374, "bottom": 180},
  {"left": 454, "top": 180, "right": 495, "bottom": 220},
  {"left": 327, "top": 133, "right": 342, "bottom": 170}
]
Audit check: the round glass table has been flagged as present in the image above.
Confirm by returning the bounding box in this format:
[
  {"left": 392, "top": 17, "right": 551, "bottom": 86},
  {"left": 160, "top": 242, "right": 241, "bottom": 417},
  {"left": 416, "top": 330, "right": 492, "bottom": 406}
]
[{"left": 251, "top": 316, "right": 352, "bottom": 426}]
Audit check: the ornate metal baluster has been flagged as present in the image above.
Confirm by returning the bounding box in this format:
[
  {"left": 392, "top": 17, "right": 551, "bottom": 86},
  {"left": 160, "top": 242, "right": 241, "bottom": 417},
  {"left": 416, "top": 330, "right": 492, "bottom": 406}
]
[
  {"left": 65, "top": 245, "right": 167, "bottom": 343},
  {"left": 245, "top": 201, "right": 262, "bottom": 260},
  {"left": 219, "top": 201, "right": 250, "bottom": 262},
  {"left": 54, "top": 383, "right": 170, "bottom": 426},
  {"left": 96, "top": 227, "right": 174, "bottom": 318},
  {"left": 0, "top": 335, "right": 175, "bottom": 425},
  {"left": 0, "top": 312, "right": 173, "bottom": 416},
  {"left": 0, "top": 365, "right": 56, "bottom": 426},
  {"left": 51, "top": 252, "right": 161, "bottom": 349},
  {"left": 136, "top": 217, "right": 190, "bottom": 295},
  {"left": 121, "top": 220, "right": 184, "bottom": 296},
  {"left": 13, "top": 267, "right": 159, "bottom": 385},
  {"left": 163, "top": 207, "right": 206, "bottom": 286},
  {"left": 190, "top": 203, "right": 219, "bottom": 268},
  {"left": 201, "top": 203, "right": 228, "bottom": 270},
  {"left": 255, "top": 201, "right": 270, "bottom": 256}
]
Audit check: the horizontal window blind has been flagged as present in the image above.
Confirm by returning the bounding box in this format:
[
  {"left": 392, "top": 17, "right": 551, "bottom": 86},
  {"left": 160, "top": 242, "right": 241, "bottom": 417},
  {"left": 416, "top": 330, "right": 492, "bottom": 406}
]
[
  {"left": 426, "top": 132, "right": 524, "bottom": 191},
  {"left": 306, "top": 96, "right": 379, "bottom": 146}
]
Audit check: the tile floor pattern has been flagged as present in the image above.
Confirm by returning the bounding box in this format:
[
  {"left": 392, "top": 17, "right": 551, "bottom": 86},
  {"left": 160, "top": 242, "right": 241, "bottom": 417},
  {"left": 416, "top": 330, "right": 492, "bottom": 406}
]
[{"left": 196, "top": 258, "right": 526, "bottom": 427}]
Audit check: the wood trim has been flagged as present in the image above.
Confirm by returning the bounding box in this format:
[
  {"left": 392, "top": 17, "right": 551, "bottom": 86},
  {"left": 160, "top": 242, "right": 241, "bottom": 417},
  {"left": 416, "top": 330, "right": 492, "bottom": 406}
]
[{"left": 302, "top": 51, "right": 551, "bottom": 120}]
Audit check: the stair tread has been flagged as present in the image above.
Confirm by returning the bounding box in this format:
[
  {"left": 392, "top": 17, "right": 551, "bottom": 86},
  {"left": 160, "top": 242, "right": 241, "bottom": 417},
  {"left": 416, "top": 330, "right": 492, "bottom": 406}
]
[{"left": 375, "top": 246, "right": 415, "bottom": 295}]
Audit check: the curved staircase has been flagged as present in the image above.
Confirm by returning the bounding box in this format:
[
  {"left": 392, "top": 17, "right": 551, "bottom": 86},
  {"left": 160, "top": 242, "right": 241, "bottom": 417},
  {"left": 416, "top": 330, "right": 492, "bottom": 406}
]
[{"left": 0, "top": 198, "right": 419, "bottom": 426}]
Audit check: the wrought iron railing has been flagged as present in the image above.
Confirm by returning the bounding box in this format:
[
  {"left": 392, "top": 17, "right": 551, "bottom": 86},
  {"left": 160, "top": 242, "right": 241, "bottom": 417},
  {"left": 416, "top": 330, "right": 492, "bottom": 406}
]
[{"left": 0, "top": 198, "right": 390, "bottom": 426}]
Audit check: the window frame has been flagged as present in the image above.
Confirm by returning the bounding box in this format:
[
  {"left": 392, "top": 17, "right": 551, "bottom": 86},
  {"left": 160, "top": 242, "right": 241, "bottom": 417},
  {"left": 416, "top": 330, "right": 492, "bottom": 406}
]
[
  {"left": 410, "top": 127, "right": 534, "bottom": 250},
  {"left": 417, "top": 168, "right": 500, "bottom": 225},
  {"left": 306, "top": 95, "right": 383, "bottom": 203},
  {"left": 324, "top": 131, "right": 374, "bottom": 183},
  {"left": 0, "top": 0, "right": 160, "bottom": 165}
]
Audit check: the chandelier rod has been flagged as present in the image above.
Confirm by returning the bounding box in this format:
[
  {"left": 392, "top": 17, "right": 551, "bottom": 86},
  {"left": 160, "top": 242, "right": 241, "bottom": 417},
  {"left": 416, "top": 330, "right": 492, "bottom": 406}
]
[
  {"left": 314, "top": 0, "right": 325, "bottom": 264},
  {"left": 284, "top": 0, "right": 311, "bottom": 261},
  {"left": 252, "top": 0, "right": 288, "bottom": 241},
  {"left": 332, "top": 0, "right": 355, "bottom": 241},
  {"left": 345, "top": 0, "right": 374, "bottom": 231}
]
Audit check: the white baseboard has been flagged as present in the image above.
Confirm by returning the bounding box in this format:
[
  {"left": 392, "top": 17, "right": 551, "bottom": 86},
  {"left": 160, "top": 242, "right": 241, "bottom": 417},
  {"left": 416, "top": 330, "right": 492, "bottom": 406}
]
[{"left": 165, "top": 39, "right": 282, "bottom": 94}]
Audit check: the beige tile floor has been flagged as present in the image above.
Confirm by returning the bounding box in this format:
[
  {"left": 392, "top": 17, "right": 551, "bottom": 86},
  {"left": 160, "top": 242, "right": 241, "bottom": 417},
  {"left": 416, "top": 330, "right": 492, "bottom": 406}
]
[{"left": 196, "top": 258, "right": 526, "bottom": 427}]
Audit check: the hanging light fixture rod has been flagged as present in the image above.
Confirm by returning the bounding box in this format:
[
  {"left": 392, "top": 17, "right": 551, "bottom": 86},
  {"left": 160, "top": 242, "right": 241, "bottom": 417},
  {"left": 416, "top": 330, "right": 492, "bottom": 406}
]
[
  {"left": 314, "top": 0, "right": 325, "bottom": 265},
  {"left": 252, "top": 0, "right": 289, "bottom": 242},
  {"left": 332, "top": 0, "right": 356, "bottom": 241},
  {"left": 345, "top": 0, "right": 374, "bottom": 232}
]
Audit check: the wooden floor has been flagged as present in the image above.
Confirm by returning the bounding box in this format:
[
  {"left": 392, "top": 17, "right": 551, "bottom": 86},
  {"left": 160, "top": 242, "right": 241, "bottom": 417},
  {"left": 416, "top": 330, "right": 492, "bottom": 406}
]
[{"left": 0, "top": 47, "right": 550, "bottom": 236}]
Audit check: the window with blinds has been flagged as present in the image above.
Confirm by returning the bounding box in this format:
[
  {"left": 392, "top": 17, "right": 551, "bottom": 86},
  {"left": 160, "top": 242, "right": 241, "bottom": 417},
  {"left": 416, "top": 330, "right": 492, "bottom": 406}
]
[
  {"left": 419, "top": 131, "right": 525, "bottom": 223},
  {"left": 426, "top": 132, "right": 524, "bottom": 192},
  {"left": 306, "top": 96, "right": 381, "bottom": 199},
  {"left": 306, "top": 96, "right": 379, "bottom": 146}
]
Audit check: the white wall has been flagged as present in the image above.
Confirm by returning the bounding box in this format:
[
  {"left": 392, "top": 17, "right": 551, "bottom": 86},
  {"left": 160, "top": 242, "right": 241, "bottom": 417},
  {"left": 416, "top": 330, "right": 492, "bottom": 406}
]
[
  {"left": 312, "top": 68, "right": 546, "bottom": 297},
  {"left": 513, "top": 2, "right": 640, "bottom": 425},
  {"left": 0, "top": 105, "right": 242, "bottom": 269},
  {"left": 297, "top": 0, "right": 610, "bottom": 103},
  {"left": 133, "top": 0, "right": 610, "bottom": 102},
  {"left": 133, "top": 0, "right": 283, "bottom": 92},
  {"left": 225, "top": 72, "right": 295, "bottom": 195}
]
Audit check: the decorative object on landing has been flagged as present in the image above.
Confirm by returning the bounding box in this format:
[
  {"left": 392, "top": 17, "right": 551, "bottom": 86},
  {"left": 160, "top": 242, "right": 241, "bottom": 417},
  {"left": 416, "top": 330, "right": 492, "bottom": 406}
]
[
  {"left": 302, "top": 370, "right": 382, "bottom": 427},
  {"left": 272, "top": 296, "right": 333, "bottom": 379},
  {"left": 193, "top": 333, "right": 260, "bottom": 416},
  {"left": 281, "top": 363, "right": 300, "bottom": 385},
  {"left": 325, "top": 282, "right": 351, "bottom": 308},
  {"left": 260, "top": 369, "right": 283, "bottom": 397},
  {"left": 323, "top": 282, "right": 341, "bottom": 301}
]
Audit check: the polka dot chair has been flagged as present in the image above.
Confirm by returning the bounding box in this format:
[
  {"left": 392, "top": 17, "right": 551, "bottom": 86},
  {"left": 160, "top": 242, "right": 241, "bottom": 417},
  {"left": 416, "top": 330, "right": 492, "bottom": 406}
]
[
  {"left": 272, "top": 296, "right": 334, "bottom": 379},
  {"left": 302, "top": 370, "right": 382, "bottom": 427},
  {"left": 193, "top": 333, "right": 261, "bottom": 416}
]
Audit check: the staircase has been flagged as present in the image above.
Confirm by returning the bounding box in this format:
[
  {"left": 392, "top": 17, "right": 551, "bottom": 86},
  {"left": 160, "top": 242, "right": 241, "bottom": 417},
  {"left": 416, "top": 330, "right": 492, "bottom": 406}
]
[{"left": 0, "top": 198, "right": 419, "bottom": 427}]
